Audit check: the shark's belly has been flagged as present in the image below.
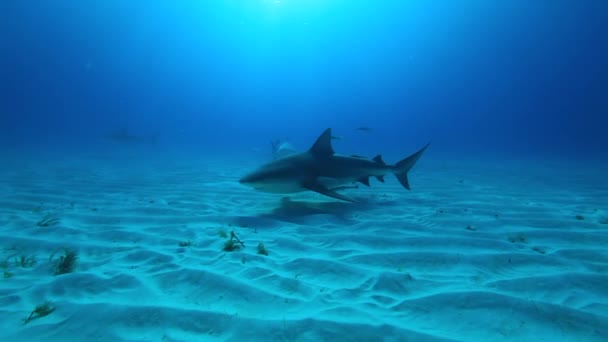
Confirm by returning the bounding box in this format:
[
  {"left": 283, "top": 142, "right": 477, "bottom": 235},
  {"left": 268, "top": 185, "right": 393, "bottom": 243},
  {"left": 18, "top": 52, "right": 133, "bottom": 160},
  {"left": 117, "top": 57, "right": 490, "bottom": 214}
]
[
  {"left": 254, "top": 181, "right": 306, "bottom": 194},
  {"left": 317, "top": 177, "right": 356, "bottom": 188}
]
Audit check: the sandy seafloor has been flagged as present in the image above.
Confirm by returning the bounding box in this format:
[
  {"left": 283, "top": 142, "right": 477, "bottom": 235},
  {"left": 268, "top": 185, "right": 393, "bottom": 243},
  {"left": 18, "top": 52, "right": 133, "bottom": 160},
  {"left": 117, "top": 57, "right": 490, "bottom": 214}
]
[{"left": 0, "top": 152, "right": 607, "bottom": 342}]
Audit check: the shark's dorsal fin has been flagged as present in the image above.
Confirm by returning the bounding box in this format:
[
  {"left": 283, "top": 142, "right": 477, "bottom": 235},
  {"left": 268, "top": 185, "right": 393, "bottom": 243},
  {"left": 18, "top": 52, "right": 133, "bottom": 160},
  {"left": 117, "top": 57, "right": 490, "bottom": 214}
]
[
  {"left": 372, "top": 154, "right": 385, "bottom": 165},
  {"left": 309, "top": 128, "right": 335, "bottom": 156}
]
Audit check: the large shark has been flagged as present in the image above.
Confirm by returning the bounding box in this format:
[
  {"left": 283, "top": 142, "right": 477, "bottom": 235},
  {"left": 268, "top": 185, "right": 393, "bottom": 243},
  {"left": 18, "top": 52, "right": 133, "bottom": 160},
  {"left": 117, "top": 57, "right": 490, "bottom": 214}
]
[{"left": 240, "top": 128, "right": 429, "bottom": 202}]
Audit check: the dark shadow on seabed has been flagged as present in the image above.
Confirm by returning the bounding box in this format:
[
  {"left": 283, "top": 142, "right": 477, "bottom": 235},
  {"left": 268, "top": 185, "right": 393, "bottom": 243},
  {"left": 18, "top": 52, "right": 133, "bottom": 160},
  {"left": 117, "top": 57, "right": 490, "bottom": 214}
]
[{"left": 231, "top": 194, "right": 403, "bottom": 227}]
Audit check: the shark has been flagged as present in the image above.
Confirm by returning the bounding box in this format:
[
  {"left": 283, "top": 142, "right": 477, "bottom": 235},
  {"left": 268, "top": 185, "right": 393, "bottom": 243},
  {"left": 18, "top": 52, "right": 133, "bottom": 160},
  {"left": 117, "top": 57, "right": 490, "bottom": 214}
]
[
  {"left": 270, "top": 139, "right": 298, "bottom": 160},
  {"left": 105, "top": 128, "right": 157, "bottom": 145},
  {"left": 239, "top": 128, "right": 429, "bottom": 203}
]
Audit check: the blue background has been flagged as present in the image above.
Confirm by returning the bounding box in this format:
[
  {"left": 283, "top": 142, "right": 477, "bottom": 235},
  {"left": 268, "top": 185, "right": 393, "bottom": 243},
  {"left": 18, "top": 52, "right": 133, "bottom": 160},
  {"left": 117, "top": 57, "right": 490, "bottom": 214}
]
[{"left": 1, "top": 0, "right": 607, "bottom": 158}]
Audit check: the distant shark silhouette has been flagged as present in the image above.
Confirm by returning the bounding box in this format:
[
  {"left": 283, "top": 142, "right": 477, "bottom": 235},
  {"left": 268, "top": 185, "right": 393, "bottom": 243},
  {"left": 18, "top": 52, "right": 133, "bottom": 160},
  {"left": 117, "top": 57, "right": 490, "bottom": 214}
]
[
  {"left": 270, "top": 139, "right": 298, "bottom": 160},
  {"left": 105, "top": 128, "right": 157, "bottom": 144},
  {"left": 240, "top": 128, "right": 429, "bottom": 202}
]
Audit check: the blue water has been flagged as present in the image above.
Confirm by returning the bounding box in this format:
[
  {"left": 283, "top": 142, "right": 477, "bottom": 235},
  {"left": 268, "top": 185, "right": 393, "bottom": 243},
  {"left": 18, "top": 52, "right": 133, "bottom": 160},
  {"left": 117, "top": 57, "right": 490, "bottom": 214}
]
[
  {"left": 1, "top": 1, "right": 607, "bottom": 341},
  {"left": 2, "top": 0, "right": 607, "bottom": 158}
]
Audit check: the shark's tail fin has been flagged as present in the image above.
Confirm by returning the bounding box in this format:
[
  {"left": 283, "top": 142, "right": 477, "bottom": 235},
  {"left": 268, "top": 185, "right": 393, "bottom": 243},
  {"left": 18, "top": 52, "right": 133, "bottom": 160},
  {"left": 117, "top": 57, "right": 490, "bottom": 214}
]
[{"left": 394, "top": 142, "right": 430, "bottom": 190}]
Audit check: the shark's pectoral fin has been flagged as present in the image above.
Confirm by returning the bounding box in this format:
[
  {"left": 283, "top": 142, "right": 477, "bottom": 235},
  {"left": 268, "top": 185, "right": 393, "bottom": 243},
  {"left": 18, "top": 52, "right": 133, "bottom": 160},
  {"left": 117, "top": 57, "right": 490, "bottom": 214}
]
[
  {"left": 329, "top": 184, "right": 359, "bottom": 191},
  {"left": 304, "top": 182, "right": 358, "bottom": 203}
]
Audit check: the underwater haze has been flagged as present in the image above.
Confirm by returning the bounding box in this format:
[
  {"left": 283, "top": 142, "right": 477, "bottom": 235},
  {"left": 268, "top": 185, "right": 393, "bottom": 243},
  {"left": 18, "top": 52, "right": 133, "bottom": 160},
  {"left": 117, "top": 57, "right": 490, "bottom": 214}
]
[
  {"left": 1, "top": 1, "right": 608, "bottom": 341},
  {"left": 2, "top": 0, "right": 607, "bottom": 157}
]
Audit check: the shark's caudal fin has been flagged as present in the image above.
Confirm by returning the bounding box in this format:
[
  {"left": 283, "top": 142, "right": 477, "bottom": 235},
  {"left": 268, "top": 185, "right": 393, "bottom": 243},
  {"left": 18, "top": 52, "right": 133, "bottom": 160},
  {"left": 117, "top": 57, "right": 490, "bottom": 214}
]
[{"left": 394, "top": 142, "right": 430, "bottom": 190}]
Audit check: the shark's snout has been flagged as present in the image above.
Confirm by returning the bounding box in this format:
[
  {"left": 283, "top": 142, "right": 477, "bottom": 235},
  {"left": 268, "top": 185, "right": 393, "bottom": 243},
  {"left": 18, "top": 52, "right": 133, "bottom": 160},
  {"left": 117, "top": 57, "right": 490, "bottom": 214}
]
[
  {"left": 239, "top": 169, "right": 290, "bottom": 192},
  {"left": 239, "top": 172, "right": 259, "bottom": 186}
]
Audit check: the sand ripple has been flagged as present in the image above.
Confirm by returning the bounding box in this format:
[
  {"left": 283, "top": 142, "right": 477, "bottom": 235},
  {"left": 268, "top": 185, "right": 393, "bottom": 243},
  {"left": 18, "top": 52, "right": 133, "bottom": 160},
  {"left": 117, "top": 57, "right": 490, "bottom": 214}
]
[{"left": 0, "top": 158, "right": 606, "bottom": 341}]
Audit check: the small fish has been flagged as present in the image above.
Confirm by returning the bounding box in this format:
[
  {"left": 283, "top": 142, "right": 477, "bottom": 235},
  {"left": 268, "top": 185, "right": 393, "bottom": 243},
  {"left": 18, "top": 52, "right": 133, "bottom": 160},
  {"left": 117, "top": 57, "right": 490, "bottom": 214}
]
[{"left": 355, "top": 127, "right": 373, "bottom": 133}]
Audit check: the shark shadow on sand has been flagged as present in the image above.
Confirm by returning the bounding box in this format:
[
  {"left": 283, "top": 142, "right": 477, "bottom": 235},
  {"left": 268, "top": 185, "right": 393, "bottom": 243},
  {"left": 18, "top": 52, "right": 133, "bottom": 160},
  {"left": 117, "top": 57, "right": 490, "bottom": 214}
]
[{"left": 229, "top": 197, "right": 364, "bottom": 227}]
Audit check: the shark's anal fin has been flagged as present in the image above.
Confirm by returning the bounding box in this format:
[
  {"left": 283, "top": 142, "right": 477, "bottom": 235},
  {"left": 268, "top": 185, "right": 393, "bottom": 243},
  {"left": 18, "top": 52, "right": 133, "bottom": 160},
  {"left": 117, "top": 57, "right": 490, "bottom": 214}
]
[
  {"left": 304, "top": 182, "right": 358, "bottom": 203},
  {"left": 358, "top": 176, "right": 370, "bottom": 186},
  {"left": 373, "top": 155, "right": 386, "bottom": 182}
]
